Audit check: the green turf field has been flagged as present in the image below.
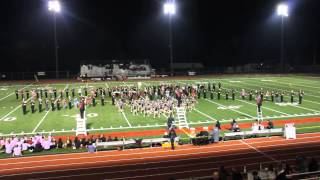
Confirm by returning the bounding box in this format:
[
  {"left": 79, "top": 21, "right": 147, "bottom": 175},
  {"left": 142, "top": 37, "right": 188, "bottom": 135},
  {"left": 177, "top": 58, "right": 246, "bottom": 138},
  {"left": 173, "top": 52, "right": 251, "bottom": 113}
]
[{"left": 0, "top": 75, "right": 319, "bottom": 136}]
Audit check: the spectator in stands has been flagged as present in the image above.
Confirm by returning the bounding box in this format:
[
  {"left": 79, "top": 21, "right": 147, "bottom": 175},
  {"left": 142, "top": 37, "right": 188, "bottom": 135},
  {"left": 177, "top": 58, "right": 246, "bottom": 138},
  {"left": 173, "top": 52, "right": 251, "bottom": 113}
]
[
  {"left": 12, "top": 145, "right": 22, "bottom": 157},
  {"left": 100, "top": 135, "right": 106, "bottom": 142},
  {"left": 65, "top": 137, "right": 72, "bottom": 148},
  {"left": 267, "top": 120, "right": 274, "bottom": 129},
  {"left": 22, "top": 140, "right": 30, "bottom": 151},
  {"left": 57, "top": 138, "right": 63, "bottom": 148},
  {"left": 212, "top": 171, "right": 220, "bottom": 180},
  {"left": 5, "top": 139, "right": 13, "bottom": 154},
  {"left": 308, "top": 157, "right": 319, "bottom": 172},
  {"left": 74, "top": 137, "right": 81, "bottom": 149},
  {"left": 87, "top": 143, "right": 96, "bottom": 153},
  {"left": 231, "top": 168, "right": 243, "bottom": 180},
  {"left": 230, "top": 119, "right": 240, "bottom": 132},
  {"left": 107, "top": 136, "right": 112, "bottom": 142},
  {"left": 218, "top": 166, "right": 228, "bottom": 180},
  {"left": 296, "top": 156, "right": 308, "bottom": 173},
  {"left": 114, "top": 137, "right": 119, "bottom": 141},
  {"left": 252, "top": 171, "right": 261, "bottom": 180},
  {"left": 81, "top": 138, "right": 87, "bottom": 147},
  {"left": 0, "top": 138, "right": 4, "bottom": 150}
]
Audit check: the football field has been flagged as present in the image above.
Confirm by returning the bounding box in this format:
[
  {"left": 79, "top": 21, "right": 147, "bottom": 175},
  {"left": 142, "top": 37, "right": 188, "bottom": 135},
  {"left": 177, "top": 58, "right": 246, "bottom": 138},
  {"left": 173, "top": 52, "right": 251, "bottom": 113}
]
[{"left": 0, "top": 75, "right": 319, "bottom": 136}]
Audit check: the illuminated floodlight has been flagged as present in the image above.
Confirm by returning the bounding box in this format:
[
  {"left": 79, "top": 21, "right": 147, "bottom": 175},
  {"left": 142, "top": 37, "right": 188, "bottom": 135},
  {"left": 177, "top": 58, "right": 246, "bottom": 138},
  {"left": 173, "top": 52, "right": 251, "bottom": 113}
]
[
  {"left": 164, "top": 2, "right": 176, "bottom": 15},
  {"left": 48, "top": 0, "right": 61, "bottom": 13},
  {"left": 277, "top": 4, "right": 288, "bottom": 17}
]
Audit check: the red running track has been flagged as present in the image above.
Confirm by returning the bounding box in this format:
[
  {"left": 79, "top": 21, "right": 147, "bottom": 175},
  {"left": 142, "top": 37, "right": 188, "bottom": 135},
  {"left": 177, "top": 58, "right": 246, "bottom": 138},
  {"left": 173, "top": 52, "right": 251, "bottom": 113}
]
[{"left": 1, "top": 132, "right": 320, "bottom": 180}]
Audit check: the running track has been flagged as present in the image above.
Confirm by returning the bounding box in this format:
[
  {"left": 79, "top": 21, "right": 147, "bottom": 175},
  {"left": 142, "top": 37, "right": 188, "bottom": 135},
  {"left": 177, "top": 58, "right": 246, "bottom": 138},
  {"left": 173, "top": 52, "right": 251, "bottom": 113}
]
[{"left": 1, "top": 133, "right": 320, "bottom": 180}]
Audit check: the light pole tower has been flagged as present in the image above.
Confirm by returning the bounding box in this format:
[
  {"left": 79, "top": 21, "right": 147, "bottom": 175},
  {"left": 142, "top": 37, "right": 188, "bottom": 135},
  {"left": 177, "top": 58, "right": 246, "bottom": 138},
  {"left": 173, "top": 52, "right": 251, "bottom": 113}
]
[
  {"left": 48, "top": 0, "right": 61, "bottom": 79},
  {"left": 164, "top": 1, "right": 176, "bottom": 76},
  {"left": 277, "top": 4, "right": 288, "bottom": 72}
]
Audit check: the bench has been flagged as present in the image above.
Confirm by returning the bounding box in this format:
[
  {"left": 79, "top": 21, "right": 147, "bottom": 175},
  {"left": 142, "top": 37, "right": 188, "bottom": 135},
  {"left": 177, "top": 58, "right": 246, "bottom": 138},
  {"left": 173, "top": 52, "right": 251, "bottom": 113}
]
[
  {"left": 224, "top": 128, "right": 283, "bottom": 140},
  {"left": 95, "top": 137, "right": 179, "bottom": 150}
]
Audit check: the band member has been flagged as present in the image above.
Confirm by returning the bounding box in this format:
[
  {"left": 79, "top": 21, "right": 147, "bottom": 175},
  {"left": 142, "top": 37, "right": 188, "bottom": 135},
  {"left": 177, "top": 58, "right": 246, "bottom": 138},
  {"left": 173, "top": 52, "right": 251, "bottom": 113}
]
[
  {"left": 218, "top": 89, "right": 221, "bottom": 100},
  {"left": 232, "top": 89, "right": 235, "bottom": 100},
  {"left": 101, "top": 94, "right": 105, "bottom": 106},
  {"left": 65, "top": 88, "right": 69, "bottom": 98},
  {"left": 31, "top": 100, "right": 35, "bottom": 113},
  {"left": 111, "top": 94, "right": 115, "bottom": 105},
  {"left": 60, "top": 90, "right": 63, "bottom": 99},
  {"left": 280, "top": 92, "right": 284, "bottom": 102},
  {"left": 26, "top": 90, "right": 30, "bottom": 99},
  {"left": 45, "top": 99, "right": 49, "bottom": 111},
  {"left": 210, "top": 90, "right": 214, "bottom": 99},
  {"left": 208, "top": 83, "right": 211, "bottom": 91},
  {"left": 92, "top": 96, "right": 96, "bottom": 107},
  {"left": 203, "top": 89, "right": 207, "bottom": 99},
  {"left": 53, "top": 88, "right": 57, "bottom": 99},
  {"left": 15, "top": 90, "right": 19, "bottom": 99},
  {"left": 271, "top": 91, "right": 274, "bottom": 102},
  {"left": 275, "top": 91, "right": 279, "bottom": 102},
  {"left": 40, "top": 89, "right": 43, "bottom": 98},
  {"left": 56, "top": 98, "right": 61, "bottom": 110},
  {"left": 51, "top": 98, "right": 55, "bottom": 111},
  {"left": 213, "top": 83, "right": 216, "bottom": 91},
  {"left": 38, "top": 98, "right": 42, "bottom": 113},
  {"left": 68, "top": 96, "right": 72, "bottom": 109},
  {"left": 36, "top": 90, "right": 39, "bottom": 99},
  {"left": 84, "top": 88, "right": 88, "bottom": 96},
  {"left": 197, "top": 89, "right": 201, "bottom": 99},
  {"left": 290, "top": 90, "right": 294, "bottom": 103},
  {"left": 70, "top": 88, "right": 74, "bottom": 98},
  {"left": 218, "top": 82, "right": 221, "bottom": 89},
  {"left": 22, "top": 99, "right": 27, "bottom": 115},
  {"left": 299, "top": 90, "right": 304, "bottom": 104},
  {"left": 225, "top": 91, "right": 229, "bottom": 100},
  {"left": 241, "top": 89, "right": 245, "bottom": 100},
  {"left": 44, "top": 89, "right": 48, "bottom": 98},
  {"left": 79, "top": 99, "right": 85, "bottom": 119},
  {"left": 249, "top": 91, "right": 253, "bottom": 101},
  {"left": 256, "top": 95, "right": 262, "bottom": 112}
]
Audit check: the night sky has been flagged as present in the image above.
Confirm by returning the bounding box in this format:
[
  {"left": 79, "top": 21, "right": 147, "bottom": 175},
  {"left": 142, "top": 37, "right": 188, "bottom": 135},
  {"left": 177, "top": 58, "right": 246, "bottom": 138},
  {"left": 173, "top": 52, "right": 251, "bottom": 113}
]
[{"left": 1, "top": 0, "right": 319, "bottom": 72}]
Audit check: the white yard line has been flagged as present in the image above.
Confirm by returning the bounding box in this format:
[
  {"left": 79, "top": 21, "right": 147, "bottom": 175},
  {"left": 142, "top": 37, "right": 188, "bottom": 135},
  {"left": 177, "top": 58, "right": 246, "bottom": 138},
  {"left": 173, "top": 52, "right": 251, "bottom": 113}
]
[
  {"left": 204, "top": 99, "right": 255, "bottom": 118},
  {"left": 240, "top": 140, "right": 278, "bottom": 162},
  {"left": 193, "top": 108, "right": 217, "bottom": 121},
  {"left": 0, "top": 84, "right": 33, "bottom": 102},
  {"left": 105, "top": 82, "right": 109, "bottom": 88},
  {"left": 31, "top": 85, "right": 69, "bottom": 133},
  {"left": 304, "top": 99, "right": 320, "bottom": 105},
  {"left": 121, "top": 111, "right": 132, "bottom": 127}
]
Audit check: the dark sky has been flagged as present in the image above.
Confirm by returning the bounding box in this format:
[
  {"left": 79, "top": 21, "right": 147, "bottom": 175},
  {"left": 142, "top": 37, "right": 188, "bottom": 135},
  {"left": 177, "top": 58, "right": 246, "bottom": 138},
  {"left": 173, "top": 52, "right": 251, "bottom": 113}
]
[{"left": 1, "top": 0, "right": 319, "bottom": 72}]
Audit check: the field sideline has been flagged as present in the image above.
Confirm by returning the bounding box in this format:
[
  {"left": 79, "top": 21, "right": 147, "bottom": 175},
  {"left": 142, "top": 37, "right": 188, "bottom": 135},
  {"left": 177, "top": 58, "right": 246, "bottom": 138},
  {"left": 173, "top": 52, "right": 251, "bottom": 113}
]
[{"left": 0, "top": 75, "right": 319, "bottom": 137}]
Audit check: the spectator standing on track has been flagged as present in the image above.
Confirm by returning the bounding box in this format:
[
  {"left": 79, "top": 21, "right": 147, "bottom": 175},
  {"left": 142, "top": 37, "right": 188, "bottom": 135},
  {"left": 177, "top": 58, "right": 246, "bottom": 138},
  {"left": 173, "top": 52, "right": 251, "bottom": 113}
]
[{"left": 169, "top": 128, "right": 177, "bottom": 150}]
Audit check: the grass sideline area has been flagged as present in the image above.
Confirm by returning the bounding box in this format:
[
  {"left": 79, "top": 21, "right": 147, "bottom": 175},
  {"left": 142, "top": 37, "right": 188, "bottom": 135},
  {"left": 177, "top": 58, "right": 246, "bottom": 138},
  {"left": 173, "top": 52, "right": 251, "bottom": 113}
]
[{"left": 0, "top": 74, "right": 319, "bottom": 137}]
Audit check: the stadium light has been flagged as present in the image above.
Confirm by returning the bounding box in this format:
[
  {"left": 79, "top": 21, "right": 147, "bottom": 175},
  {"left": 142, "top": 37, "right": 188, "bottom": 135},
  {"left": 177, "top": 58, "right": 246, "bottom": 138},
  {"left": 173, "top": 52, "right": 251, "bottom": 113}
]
[
  {"left": 48, "top": 0, "right": 61, "bottom": 79},
  {"left": 164, "top": 2, "right": 176, "bottom": 15},
  {"left": 163, "top": 0, "right": 176, "bottom": 76},
  {"left": 48, "top": 0, "right": 61, "bottom": 13},
  {"left": 277, "top": 3, "right": 288, "bottom": 72},
  {"left": 277, "top": 4, "right": 288, "bottom": 17}
]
